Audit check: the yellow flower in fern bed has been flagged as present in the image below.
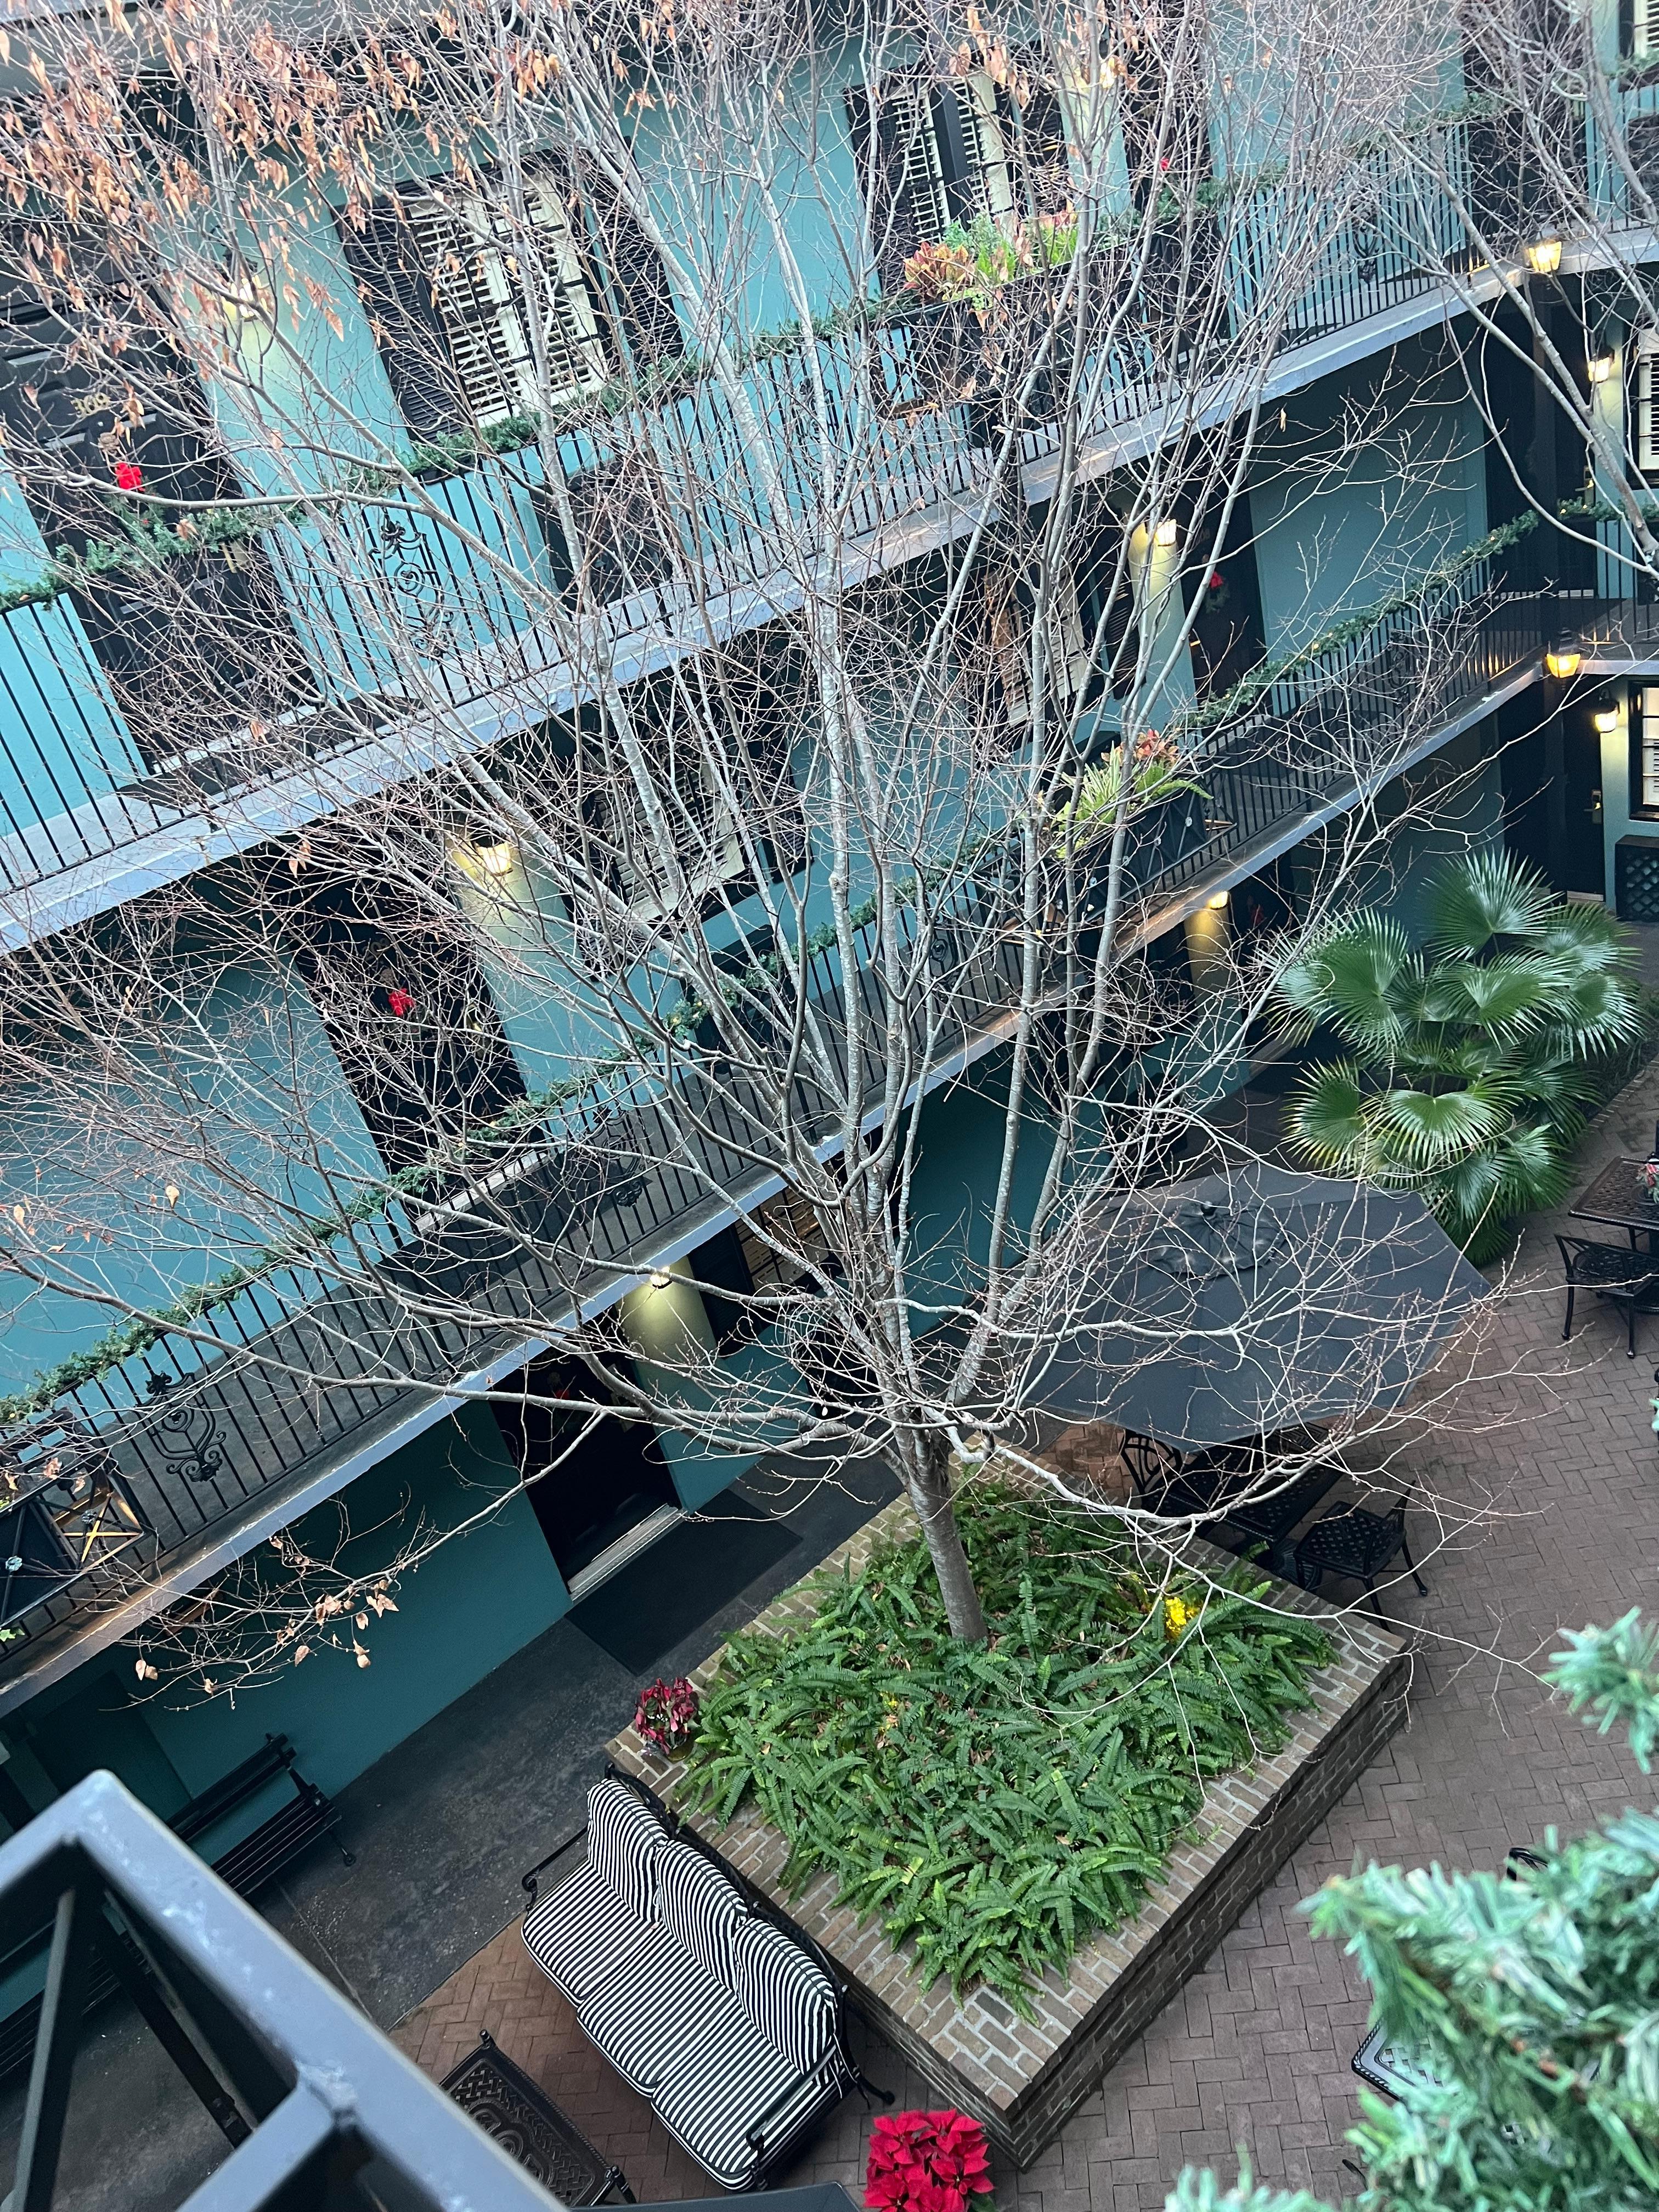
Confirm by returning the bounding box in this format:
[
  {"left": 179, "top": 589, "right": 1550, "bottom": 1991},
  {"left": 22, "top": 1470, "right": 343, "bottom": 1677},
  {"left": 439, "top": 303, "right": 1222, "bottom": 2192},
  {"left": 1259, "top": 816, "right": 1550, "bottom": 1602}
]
[{"left": 1164, "top": 1594, "right": 1197, "bottom": 1638}]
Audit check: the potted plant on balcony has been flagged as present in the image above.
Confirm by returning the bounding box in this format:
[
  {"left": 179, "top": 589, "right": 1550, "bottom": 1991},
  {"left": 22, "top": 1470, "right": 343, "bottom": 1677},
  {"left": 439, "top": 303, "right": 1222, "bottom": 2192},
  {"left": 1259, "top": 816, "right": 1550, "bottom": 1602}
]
[
  {"left": 886, "top": 210, "right": 1079, "bottom": 427},
  {"left": 1050, "top": 729, "right": 1211, "bottom": 891}
]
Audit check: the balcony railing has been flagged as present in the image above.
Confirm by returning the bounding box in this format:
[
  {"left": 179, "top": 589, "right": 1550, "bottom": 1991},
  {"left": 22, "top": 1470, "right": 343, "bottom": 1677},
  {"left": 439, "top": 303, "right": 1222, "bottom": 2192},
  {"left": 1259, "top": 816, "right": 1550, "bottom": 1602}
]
[
  {"left": 0, "top": 562, "right": 1549, "bottom": 1695},
  {"left": 0, "top": 106, "right": 1607, "bottom": 920}
]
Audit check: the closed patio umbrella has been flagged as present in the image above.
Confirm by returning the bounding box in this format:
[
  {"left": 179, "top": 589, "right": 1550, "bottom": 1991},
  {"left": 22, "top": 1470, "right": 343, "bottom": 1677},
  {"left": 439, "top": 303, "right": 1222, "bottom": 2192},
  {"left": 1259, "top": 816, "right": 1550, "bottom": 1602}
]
[{"left": 1026, "top": 1163, "right": 1487, "bottom": 1452}]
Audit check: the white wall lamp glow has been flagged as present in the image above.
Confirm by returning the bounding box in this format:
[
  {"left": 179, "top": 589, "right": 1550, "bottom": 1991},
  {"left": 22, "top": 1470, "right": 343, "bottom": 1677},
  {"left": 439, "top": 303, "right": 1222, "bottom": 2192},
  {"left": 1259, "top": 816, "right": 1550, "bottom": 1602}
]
[
  {"left": 1588, "top": 353, "right": 1616, "bottom": 386},
  {"left": 452, "top": 836, "right": 518, "bottom": 881},
  {"left": 1594, "top": 704, "right": 1621, "bottom": 734},
  {"left": 1153, "top": 517, "right": 1181, "bottom": 548}
]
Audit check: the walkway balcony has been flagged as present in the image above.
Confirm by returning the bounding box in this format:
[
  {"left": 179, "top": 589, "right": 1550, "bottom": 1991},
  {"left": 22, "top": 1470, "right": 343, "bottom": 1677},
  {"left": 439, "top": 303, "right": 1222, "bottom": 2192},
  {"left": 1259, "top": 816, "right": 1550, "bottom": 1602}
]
[
  {"left": 0, "top": 110, "right": 1596, "bottom": 953},
  {"left": 0, "top": 541, "right": 1551, "bottom": 1714}
]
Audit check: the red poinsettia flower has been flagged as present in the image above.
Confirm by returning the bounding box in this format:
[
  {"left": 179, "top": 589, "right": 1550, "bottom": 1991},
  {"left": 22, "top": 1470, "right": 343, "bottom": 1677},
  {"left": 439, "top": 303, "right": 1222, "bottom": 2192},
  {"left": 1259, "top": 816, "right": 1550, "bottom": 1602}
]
[
  {"left": 112, "top": 460, "right": 143, "bottom": 491},
  {"left": 865, "top": 2110, "right": 993, "bottom": 2212}
]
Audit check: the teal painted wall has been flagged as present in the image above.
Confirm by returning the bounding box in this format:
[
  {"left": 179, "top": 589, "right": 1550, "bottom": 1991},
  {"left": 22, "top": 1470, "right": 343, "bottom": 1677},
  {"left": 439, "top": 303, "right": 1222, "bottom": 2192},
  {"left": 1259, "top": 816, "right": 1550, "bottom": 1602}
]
[
  {"left": 0, "top": 952, "right": 379, "bottom": 1397},
  {"left": 1249, "top": 343, "right": 1489, "bottom": 661},
  {"left": 16, "top": 1401, "right": 571, "bottom": 1815},
  {"left": 1348, "top": 718, "right": 1507, "bottom": 929}
]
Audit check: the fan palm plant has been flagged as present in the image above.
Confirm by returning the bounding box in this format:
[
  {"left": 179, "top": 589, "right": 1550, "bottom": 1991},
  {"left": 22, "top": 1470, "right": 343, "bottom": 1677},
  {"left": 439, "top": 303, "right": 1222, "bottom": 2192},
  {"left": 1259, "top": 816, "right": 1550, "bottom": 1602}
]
[{"left": 1272, "top": 851, "right": 1645, "bottom": 1262}]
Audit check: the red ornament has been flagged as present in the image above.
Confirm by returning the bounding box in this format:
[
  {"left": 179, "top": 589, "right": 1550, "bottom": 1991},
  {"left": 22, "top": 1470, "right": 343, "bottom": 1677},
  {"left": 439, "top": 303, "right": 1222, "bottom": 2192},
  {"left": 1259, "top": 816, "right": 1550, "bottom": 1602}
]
[
  {"left": 385, "top": 987, "right": 415, "bottom": 1018},
  {"left": 865, "top": 2111, "right": 993, "bottom": 2212},
  {"left": 112, "top": 461, "right": 143, "bottom": 492}
]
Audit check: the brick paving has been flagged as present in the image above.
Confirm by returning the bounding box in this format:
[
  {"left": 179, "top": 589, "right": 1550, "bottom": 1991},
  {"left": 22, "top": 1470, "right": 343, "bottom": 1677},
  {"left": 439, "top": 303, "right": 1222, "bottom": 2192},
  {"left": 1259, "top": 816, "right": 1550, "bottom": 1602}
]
[{"left": 394, "top": 1065, "right": 1659, "bottom": 2211}]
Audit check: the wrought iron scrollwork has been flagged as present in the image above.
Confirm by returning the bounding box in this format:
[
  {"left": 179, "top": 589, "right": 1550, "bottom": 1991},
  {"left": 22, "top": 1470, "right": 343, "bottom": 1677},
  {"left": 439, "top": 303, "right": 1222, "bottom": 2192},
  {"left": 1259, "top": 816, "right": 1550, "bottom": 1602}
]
[
  {"left": 365, "top": 510, "right": 455, "bottom": 659},
  {"left": 144, "top": 1374, "right": 226, "bottom": 1484}
]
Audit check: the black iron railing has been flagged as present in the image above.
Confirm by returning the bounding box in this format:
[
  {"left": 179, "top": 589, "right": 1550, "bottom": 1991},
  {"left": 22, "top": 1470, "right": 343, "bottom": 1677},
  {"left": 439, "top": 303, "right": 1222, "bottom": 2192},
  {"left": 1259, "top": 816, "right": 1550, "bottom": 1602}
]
[
  {"left": 0, "top": 1766, "right": 864, "bottom": 2212},
  {"left": 0, "top": 109, "right": 1615, "bottom": 912},
  {"left": 0, "top": 572, "right": 1548, "bottom": 1688}
]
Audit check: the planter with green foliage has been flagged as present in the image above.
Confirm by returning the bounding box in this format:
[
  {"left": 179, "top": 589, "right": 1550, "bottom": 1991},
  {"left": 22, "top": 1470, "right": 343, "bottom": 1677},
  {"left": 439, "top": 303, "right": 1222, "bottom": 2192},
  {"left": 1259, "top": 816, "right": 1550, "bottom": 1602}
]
[
  {"left": 675, "top": 1480, "right": 1335, "bottom": 2015},
  {"left": 1273, "top": 851, "right": 1646, "bottom": 1263}
]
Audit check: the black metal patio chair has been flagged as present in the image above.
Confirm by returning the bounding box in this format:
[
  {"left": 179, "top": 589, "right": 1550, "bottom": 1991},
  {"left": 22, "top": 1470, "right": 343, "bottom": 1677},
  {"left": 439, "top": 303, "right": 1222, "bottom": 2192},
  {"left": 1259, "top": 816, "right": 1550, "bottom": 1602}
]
[
  {"left": 1120, "top": 1429, "right": 1186, "bottom": 1498},
  {"left": 1291, "top": 1485, "right": 1427, "bottom": 1616},
  {"left": 1556, "top": 1235, "right": 1659, "bottom": 1358}
]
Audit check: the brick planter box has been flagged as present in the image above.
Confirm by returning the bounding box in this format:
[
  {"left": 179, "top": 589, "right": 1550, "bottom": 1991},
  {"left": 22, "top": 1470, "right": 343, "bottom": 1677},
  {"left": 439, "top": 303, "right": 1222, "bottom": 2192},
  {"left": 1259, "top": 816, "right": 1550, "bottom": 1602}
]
[{"left": 608, "top": 1492, "right": 1408, "bottom": 2167}]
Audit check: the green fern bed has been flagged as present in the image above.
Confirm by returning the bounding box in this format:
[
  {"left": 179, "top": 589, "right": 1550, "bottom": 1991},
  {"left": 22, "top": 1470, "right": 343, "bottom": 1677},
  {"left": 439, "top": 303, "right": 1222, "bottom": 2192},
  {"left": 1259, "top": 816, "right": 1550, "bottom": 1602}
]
[{"left": 680, "top": 1482, "right": 1335, "bottom": 2015}]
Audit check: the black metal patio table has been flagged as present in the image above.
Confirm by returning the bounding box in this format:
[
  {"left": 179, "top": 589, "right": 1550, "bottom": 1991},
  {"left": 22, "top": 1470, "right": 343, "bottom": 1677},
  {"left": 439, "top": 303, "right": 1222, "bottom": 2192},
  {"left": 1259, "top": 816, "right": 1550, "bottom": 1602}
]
[
  {"left": 1569, "top": 1158, "right": 1659, "bottom": 1250},
  {"left": 442, "top": 2031, "right": 634, "bottom": 2204}
]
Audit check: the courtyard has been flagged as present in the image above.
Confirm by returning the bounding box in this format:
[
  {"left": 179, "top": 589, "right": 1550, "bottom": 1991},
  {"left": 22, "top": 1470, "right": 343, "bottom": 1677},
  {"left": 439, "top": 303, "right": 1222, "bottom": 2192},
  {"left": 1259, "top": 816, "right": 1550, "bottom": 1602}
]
[
  {"left": 384, "top": 1059, "right": 1659, "bottom": 2212},
  {"left": 11, "top": 1052, "right": 1659, "bottom": 2212}
]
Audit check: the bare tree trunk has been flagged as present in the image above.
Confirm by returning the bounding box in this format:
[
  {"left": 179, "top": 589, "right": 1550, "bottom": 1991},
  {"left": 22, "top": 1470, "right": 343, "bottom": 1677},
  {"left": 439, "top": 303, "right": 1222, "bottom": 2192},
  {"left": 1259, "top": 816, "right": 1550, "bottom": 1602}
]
[{"left": 895, "top": 1430, "right": 988, "bottom": 1643}]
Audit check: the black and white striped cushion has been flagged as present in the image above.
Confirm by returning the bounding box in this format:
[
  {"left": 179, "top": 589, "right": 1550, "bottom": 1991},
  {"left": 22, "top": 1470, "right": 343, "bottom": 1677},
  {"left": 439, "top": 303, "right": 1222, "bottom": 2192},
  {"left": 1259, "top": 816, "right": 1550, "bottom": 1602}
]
[
  {"left": 522, "top": 1859, "right": 652, "bottom": 2006},
  {"left": 585, "top": 1776, "right": 665, "bottom": 1921},
  {"left": 729, "top": 1915, "right": 837, "bottom": 2075},
  {"left": 578, "top": 1928, "right": 741, "bottom": 2094},
  {"left": 651, "top": 2006, "right": 840, "bottom": 2188},
  {"left": 657, "top": 1838, "right": 744, "bottom": 1990}
]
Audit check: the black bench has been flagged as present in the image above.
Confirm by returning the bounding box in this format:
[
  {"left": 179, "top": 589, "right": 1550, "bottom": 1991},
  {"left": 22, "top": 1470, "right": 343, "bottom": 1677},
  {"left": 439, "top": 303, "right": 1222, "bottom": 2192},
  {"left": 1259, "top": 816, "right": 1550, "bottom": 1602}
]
[{"left": 0, "top": 1732, "right": 346, "bottom": 2082}]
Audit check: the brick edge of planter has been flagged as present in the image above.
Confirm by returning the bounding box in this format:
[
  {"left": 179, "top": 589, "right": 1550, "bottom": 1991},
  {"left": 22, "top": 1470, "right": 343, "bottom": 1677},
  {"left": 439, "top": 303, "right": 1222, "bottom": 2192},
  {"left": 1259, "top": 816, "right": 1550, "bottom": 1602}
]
[{"left": 610, "top": 1486, "right": 1408, "bottom": 2167}]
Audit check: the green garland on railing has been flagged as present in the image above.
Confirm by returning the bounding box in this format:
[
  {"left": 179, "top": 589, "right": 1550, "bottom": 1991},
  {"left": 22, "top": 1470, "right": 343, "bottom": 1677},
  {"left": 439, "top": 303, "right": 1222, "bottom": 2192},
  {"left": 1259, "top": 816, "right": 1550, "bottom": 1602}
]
[
  {"left": 0, "top": 83, "right": 1539, "bottom": 613},
  {"left": 1180, "top": 511, "right": 1538, "bottom": 740},
  {"left": 0, "top": 870, "right": 909, "bottom": 1426},
  {"left": 0, "top": 514, "right": 1541, "bottom": 1425}
]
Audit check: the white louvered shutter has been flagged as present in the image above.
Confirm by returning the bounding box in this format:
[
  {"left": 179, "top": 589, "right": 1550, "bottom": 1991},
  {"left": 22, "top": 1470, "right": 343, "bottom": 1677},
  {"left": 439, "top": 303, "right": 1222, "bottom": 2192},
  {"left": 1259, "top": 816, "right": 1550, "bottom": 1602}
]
[{"left": 406, "top": 172, "right": 611, "bottom": 424}]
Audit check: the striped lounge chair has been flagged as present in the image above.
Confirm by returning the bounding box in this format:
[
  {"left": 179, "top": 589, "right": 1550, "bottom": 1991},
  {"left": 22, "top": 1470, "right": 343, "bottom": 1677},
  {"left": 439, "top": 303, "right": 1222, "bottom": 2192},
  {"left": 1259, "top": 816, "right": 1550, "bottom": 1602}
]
[{"left": 523, "top": 1774, "right": 883, "bottom": 2190}]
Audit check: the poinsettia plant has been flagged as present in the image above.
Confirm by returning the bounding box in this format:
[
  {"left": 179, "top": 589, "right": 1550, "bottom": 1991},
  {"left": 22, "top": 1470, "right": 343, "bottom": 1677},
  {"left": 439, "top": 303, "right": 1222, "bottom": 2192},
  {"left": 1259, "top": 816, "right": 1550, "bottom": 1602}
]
[
  {"left": 865, "top": 2108, "right": 994, "bottom": 2212},
  {"left": 633, "top": 1674, "right": 700, "bottom": 1754}
]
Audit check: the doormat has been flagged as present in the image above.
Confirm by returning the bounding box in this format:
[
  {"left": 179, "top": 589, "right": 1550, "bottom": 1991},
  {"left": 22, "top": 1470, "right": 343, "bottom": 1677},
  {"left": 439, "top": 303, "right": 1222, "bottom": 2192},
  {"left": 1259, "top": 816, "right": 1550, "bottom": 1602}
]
[{"left": 569, "top": 1489, "right": 798, "bottom": 1675}]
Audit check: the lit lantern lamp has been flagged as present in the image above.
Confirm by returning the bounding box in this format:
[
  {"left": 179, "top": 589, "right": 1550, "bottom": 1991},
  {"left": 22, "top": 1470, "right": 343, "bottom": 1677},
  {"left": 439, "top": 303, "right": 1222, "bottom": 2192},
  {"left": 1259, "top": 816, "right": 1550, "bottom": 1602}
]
[
  {"left": 1525, "top": 238, "right": 1563, "bottom": 276},
  {"left": 1594, "top": 703, "right": 1621, "bottom": 734},
  {"left": 452, "top": 835, "right": 518, "bottom": 883},
  {"left": 1153, "top": 516, "right": 1180, "bottom": 548},
  {"left": 1545, "top": 647, "right": 1582, "bottom": 680},
  {"left": 1588, "top": 353, "right": 1616, "bottom": 386}
]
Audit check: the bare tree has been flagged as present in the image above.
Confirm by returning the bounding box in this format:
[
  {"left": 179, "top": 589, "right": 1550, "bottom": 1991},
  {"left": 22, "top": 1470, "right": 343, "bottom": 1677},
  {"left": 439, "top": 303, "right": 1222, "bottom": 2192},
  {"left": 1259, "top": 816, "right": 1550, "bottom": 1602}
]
[{"left": 0, "top": 0, "right": 1564, "bottom": 1691}]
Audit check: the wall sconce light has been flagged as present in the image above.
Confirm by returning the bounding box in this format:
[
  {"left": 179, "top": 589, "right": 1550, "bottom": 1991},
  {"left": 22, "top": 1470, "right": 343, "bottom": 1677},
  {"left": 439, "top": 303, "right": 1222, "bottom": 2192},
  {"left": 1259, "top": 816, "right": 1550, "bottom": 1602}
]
[
  {"left": 1525, "top": 238, "right": 1563, "bottom": 276},
  {"left": 1594, "top": 703, "right": 1621, "bottom": 733},
  {"left": 1206, "top": 889, "right": 1230, "bottom": 910},
  {"left": 451, "top": 836, "right": 518, "bottom": 882},
  {"left": 646, "top": 1269, "right": 673, "bottom": 1290},
  {"left": 1545, "top": 647, "right": 1582, "bottom": 679},
  {"left": 1588, "top": 353, "right": 1616, "bottom": 386},
  {"left": 1153, "top": 517, "right": 1181, "bottom": 548}
]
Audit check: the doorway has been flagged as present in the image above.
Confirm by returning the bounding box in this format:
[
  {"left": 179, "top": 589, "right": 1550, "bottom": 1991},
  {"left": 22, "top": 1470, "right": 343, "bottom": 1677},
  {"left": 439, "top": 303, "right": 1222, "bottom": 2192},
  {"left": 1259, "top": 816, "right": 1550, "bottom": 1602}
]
[
  {"left": 281, "top": 873, "right": 527, "bottom": 1175},
  {"left": 493, "top": 1352, "right": 680, "bottom": 1593}
]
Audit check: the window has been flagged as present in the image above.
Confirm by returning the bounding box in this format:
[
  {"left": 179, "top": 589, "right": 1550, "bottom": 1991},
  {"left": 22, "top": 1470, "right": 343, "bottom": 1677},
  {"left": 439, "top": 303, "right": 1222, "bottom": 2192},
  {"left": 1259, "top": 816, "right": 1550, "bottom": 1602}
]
[
  {"left": 399, "top": 171, "right": 609, "bottom": 424},
  {"left": 1636, "top": 334, "right": 1659, "bottom": 475},
  {"left": 734, "top": 1190, "right": 831, "bottom": 1293},
  {"left": 1635, "top": 688, "right": 1659, "bottom": 816},
  {"left": 985, "top": 565, "right": 1099, "bottom": 733},
  {"left": 844, "top": 69, "right": 1070, "bottom": 289},
  {"left": 1633, "top": 0, "right": 1654, "bottom": 57},
  {"left": 338, "top": 159, "right": 681, "bottom": 439}
]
